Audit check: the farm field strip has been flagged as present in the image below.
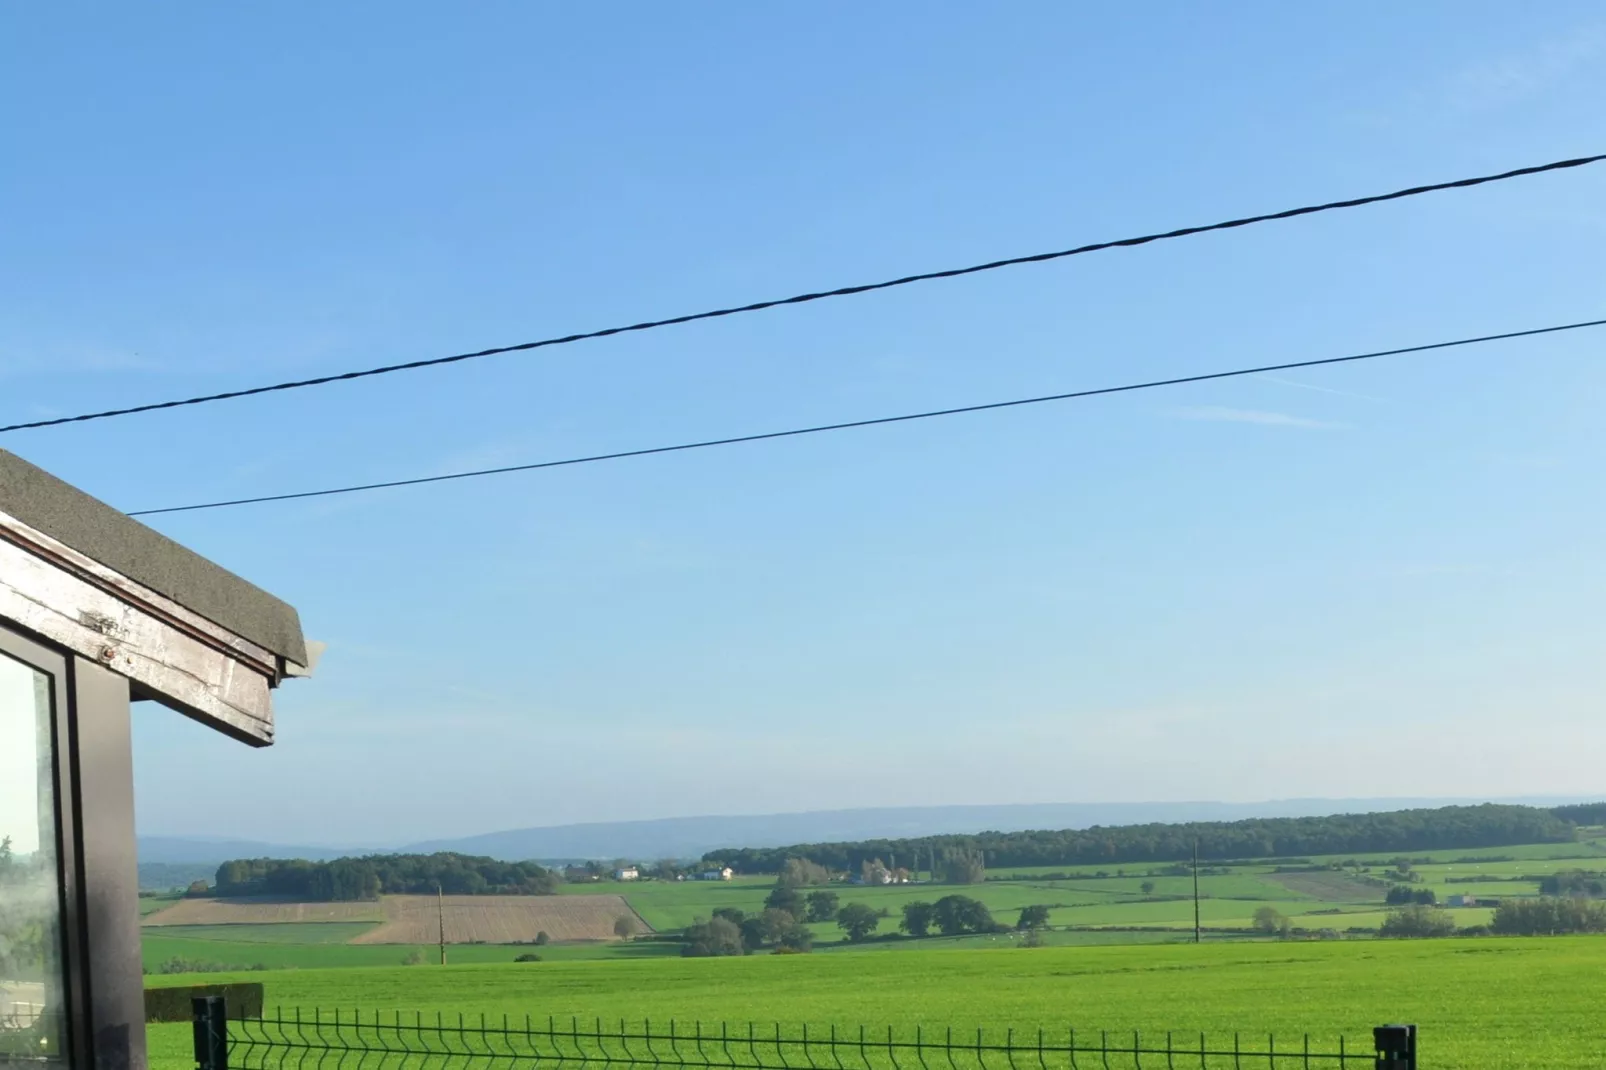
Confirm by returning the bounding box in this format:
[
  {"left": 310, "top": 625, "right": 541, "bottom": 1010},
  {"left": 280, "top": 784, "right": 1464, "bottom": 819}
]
[
  {"left": 142, "top": 936, "right": 1606, "bottom": 1070},
  {"left": 144, "top": 923, "right": 380, "bottom": 945},
  {"left": 352, "top": 894, "right": 648, "bottom": 944},
  {"left": 143, "top": 897, "right": 385, "bottom": 926}
]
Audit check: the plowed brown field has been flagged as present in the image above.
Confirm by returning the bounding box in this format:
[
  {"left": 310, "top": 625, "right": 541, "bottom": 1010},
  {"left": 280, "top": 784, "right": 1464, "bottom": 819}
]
[
  {"left": 142, "top": 897, "right": 385, "bottom": 926},
  {"left": 351, "top": 894, "right": 648, "bottom": 944}
]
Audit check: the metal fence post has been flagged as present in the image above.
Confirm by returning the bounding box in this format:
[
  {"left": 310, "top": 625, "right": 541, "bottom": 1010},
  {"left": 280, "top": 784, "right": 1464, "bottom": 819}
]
[
  {"left": 193, "top": 996, "right": 229, "bottom": 1070},
  {"left": 1373, "top": 1025, "right": 1416, "bottom": 1070}
]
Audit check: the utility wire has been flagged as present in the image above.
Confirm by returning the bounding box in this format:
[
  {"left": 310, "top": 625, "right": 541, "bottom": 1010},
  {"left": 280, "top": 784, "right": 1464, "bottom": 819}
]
[
  {"left": 126, "top": 315, "right": 1606, "bottom": 517},
  {"left": 10, "top": 150, "right": 1606, "bottom": 437}
]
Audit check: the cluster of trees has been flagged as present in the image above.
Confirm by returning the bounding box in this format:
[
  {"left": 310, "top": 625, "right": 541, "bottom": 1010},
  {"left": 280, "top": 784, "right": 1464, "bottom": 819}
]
[
  {"left": 1385, "top": 886, "right": 1438, "bottom": 905},
  {"left": 1253, "top": 906, "right": 1290, "bottom": 936},
  {"left": 777, "top": 858, "right": 832, "bottom": 887},
  {"left": 1539, "top": 871, "right": 1606, "bottom": 898},
  {"left": 764, "top": 885, "right": 843, "bottom": 923},
  {"left": 1379, "top": 905, "right": 1456, "bottom": 938},
  {"left": 937, "top": 847, "right": 986, "bottom": 884},
  {"left": 1491, "top": 897, "right": 1606, "bottom": 935},
  {"left": 703, "top": 805, "right": 1577, "bottom": 873},
  {"left": 682, "top": 906, "right": 813, "bottom": 956},
  {"left": 681, "top": 882, "right": 1018, "bottom": 955},
  {"left": 213, "top": 853, "right": 559, "bottom": 901},
  {"left": 899, "top": 896, "right": 1002, "bottom": 937}
]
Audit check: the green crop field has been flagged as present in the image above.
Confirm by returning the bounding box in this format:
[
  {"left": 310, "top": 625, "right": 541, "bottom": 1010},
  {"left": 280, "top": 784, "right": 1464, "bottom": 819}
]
[{"left": 144, "top": 935, "right": 1606, "bottom": 1070}]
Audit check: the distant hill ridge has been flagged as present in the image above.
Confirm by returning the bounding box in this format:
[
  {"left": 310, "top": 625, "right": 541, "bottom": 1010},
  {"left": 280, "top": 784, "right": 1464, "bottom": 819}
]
[{"left": 137, "top": 796, "right": 1604, "bottom": 882}]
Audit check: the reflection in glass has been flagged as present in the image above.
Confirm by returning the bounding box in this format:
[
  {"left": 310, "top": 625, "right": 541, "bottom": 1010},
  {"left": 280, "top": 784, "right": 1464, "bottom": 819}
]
[{"left": 0, "top": 652, "right": 65, "bottom": 1066}]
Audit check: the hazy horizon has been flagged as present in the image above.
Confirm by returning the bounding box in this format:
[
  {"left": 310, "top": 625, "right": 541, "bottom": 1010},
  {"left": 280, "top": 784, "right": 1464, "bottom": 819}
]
[{"left": 138, "top": 794, "right": 1605, "bottom": 855}]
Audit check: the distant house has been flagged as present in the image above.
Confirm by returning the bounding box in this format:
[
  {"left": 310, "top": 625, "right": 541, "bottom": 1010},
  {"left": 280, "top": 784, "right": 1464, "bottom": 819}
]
[
  {"left": 699, "top": 867, "right": 734, "bottom": 881},
  {"left": 615, "top": 866, "right": 640, "bottom": 881},
  {"left": 1447, "top": 894, "right": 1473, "bottom": 908}
]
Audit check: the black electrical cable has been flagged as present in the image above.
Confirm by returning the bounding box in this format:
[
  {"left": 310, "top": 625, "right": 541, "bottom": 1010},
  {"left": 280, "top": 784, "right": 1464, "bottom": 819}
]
[
  {"left": 125, "top": 315, "right": 1606, "bottom": 517},
  {"left": 10, "top": 150, "right": 1606, "bottom": 437}
]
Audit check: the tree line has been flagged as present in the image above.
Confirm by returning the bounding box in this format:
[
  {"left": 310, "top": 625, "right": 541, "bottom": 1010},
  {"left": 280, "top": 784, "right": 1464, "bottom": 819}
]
[
  {"left": 704, "top": 804, "right": 1579, "bottom": 873},
  {"left": 212, "top": 852, "right": 559, "bottom": 901}
]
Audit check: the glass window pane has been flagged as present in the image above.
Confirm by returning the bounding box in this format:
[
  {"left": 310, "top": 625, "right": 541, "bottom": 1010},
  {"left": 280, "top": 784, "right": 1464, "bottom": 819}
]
[{"left": 0, "top": 651, "right": 66, "bottom": 1066}]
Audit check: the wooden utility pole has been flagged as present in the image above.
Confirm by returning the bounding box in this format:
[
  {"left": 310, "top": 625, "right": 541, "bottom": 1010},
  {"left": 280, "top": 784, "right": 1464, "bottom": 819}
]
[
  {"left": 438, "top": 883, "right": 447, "bottom": 965},
  {"left": 1192, "top": 838, "right": 1201, "bottom": 945}
]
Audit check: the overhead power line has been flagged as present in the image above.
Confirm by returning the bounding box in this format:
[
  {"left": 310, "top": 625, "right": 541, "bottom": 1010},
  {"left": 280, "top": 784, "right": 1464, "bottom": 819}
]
[
  {"left": 9, "top": 150, "right": 1606, "bottom": 437},
  {"left": 125, "top": 315, "right": 1606, "bottom": 518}
]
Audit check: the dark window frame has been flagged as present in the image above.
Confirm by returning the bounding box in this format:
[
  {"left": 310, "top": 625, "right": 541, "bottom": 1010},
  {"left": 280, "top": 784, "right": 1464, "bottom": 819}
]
[{"left": 1, "top": 620, "right": 143, "bottom": 1070}]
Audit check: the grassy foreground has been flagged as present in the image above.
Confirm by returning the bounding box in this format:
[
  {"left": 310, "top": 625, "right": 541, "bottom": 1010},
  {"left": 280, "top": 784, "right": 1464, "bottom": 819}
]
[{"left": 147, "top": 935, "right": 1603, "bottom": 1070}]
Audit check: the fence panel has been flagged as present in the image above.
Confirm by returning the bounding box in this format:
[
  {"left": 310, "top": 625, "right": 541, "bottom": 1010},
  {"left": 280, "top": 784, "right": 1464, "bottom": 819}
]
[{"left": 194, "top": 1003, "right": 1413, "bottom": 1070}]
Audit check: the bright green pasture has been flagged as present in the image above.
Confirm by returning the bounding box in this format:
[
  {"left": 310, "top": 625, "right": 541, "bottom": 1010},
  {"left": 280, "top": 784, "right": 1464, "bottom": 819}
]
[{"left": 144, "top": 935, "right": 1606, "bottom": 1070}]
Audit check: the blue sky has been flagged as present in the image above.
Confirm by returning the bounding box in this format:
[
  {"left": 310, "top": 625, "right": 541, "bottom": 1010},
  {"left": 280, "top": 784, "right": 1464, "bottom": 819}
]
[{"left": 3, "top": 5, "right": 1605, "bottom": 845}]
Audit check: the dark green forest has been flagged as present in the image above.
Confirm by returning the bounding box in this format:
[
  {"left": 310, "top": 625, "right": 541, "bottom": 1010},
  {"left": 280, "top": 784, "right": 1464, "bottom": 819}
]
[
  {"left": 1550, "top": 802, "right": 1606, "bottom": 826},
  {"left": 704, "top": 804, "right": 1584, "bottom": 873},
  {"left": 212, "top": 852, "right": 558, "bottom": 901}
]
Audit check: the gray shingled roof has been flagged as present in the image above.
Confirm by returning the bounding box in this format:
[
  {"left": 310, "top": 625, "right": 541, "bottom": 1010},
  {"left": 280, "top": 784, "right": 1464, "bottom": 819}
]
[{"left": 0, "top": 449, "right": 307, "bottom": 666}]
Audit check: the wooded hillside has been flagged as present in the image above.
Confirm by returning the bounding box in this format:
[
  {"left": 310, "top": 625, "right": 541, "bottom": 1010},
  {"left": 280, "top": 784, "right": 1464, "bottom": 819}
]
[{"left": 704, "top": 804, "right": 1581, "bottom": 873}]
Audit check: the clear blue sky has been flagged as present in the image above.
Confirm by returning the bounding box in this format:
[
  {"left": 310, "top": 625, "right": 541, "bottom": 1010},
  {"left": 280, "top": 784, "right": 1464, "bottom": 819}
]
[{"left": 4, "top": 5, "right": 1604, "bottom": 846}]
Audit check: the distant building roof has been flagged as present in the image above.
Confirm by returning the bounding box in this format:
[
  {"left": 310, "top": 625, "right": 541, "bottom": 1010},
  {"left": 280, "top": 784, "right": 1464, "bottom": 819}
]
[{"left": 0, "top": 448, "right": 307, "bottom": 665}]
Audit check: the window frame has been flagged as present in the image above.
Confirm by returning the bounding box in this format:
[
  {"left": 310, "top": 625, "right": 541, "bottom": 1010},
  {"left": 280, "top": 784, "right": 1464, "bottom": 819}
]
[
  {"left": 0, "top": 623, "right": 88, "bottom": 1070},
  {"left": 0, "top": 621, "right": 144, "bottom": 1070}
]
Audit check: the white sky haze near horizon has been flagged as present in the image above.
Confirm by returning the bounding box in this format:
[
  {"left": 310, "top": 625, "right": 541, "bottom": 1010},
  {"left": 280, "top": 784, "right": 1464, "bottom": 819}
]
[{"left": 2, "top": 4, "right": 1604, "bottom": 844}]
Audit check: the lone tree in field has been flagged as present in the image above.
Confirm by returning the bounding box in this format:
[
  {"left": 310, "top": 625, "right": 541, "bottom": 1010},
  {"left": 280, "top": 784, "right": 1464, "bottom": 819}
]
[
  {"left": 1016, "top": 905, "right": 1051, "bottom": 931},
  {"left": 1380, "top": 904, "right": 1456, "bottom": 939},
  {"left": 681, "top": 917, "right": 746, "bottom": 957},
  {"left": 805, "top": 890, "right": 840, "bottom": 923},
  {"left": 748, "top": 909, "right": 813, "bottom": 952},
  {"left": 765, "top": 885, "right": 806, "bottom": 921},
  {"left": 1140, "top": 881, "right": 1156, "bottom": 896},
  {"left": 901, "top": 901, "right": 936, "bottom": 937},
  {"left": 1252, "top": 906, "right": 1286, "bottom": 936},
  {"left": 613, "top": 915, "right": 637, "bottom": 939},
  {"left": 739, "top": 908, "right": 808, "bottom": 952},
  {"left": 933, "top": 895, "right": 995, "bottom": 936},
  {"left": 836, "top": 902, "right": 881, "bottom": 942}
]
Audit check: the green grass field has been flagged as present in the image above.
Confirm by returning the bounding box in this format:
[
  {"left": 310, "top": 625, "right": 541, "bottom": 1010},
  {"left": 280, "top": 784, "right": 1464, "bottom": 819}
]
[{"left": 144, "top": 935, "right": 1606, "bottom": 1070}]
